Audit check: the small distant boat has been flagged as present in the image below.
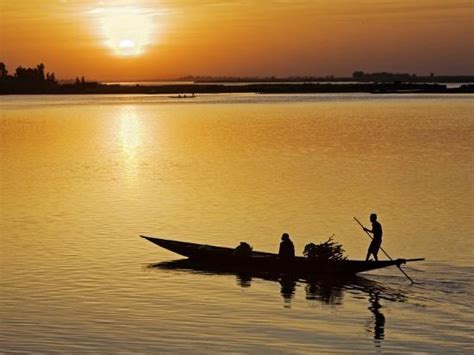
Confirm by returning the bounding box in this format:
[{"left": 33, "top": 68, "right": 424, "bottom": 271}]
[
  {"left": 140, "top": 236, "right": 424, "bottom": 276},
  {"left": 168, "top": 93, "right": 196, "bottom": 99}
]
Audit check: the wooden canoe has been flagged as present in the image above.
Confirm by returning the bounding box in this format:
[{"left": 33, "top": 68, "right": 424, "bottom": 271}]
[{"left": 141, "top": 235, "right": 424, "bottom": 276}]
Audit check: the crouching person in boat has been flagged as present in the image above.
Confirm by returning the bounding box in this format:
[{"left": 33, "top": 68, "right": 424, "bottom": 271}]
[
  {"left": 279, "top": 233, "right": 295, "bottom": 261},
  {"left": 364, "top": 213, "right": 383, "bottom": 261},
  {"left": 234, "top": 242, "right": 253, "bottom": 257}
]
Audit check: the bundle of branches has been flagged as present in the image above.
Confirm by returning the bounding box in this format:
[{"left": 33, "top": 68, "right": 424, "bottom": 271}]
[{"left": 303, "top": 237, "right": 347, "bottom": 261}]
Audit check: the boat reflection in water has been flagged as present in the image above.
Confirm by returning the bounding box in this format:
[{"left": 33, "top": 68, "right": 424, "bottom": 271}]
[
  {"left": 279, "top": 274, "right": 297, "bottom": 307},
  {"left": 150, "top": 259, "right": 406, "bottom": 346}
]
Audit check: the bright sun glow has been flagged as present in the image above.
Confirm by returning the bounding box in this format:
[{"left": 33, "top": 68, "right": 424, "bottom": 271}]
[{"left": 92, "top": 7, "right": 156, "bottom": 57}]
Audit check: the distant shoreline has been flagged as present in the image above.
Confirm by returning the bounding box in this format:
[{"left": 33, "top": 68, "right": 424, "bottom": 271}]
[
  {"left": 1, "top": 82, "right": 473, "bottom": 95},
  {"left": 2, "top": 63, "right": 472, "bottom": 95}
]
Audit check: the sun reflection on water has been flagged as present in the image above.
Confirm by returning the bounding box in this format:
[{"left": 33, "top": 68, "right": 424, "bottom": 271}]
[
  {"left": 117, "top": 106, "right": 142, "bottom": 180},
  {"left": 119, "top": 107, "right": 141, "bottom": 150}
]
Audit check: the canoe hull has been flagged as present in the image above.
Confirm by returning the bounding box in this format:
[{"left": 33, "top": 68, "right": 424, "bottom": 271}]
[{"left": 140, "top": 236, "right": 408, "bottom": 275}]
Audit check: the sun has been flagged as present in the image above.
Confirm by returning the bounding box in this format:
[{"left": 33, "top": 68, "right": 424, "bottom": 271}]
[
  {"left": 92, "top": 6, "right": 156, "bottom": 57},
  {"left": 118, "top": 39, "right": 137, "bottom": 56}
]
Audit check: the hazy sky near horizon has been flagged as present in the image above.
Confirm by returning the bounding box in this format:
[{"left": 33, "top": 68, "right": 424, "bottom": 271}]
[{"left": 1, "top": 0, "right": 473, "bottom": 80}]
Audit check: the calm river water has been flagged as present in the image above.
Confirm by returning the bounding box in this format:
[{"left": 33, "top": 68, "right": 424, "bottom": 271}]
[{"left": 1, "top": 93, "right": 473, "bottom": 353}]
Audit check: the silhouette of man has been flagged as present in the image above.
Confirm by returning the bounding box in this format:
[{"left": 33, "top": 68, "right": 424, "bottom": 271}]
[
  {"left": 279, "top": 233, "right": 295, "bottom": 261},
  {"left": 364, "top": 214, "right": 383, "bottom": 261}
]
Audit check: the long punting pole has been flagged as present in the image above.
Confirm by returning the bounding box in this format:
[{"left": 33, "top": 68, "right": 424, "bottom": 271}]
[{"left": 353, "top": 217, "right": 415, "bottom": 284}]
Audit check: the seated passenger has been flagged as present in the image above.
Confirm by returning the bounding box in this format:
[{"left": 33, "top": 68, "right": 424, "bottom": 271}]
[{"left": 279, "top": 233, "right": 295, "bottom": 260}]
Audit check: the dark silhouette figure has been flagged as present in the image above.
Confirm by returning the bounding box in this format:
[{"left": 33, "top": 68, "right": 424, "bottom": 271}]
[
  {"left": 368, "top": 291, "right": 385, "bottom": 346},
  {"left": 364, "top": 214, "right": 383, "bottom": 261},
  {"left": 278, "top": 233, "right": 295, "bottom": 261}
]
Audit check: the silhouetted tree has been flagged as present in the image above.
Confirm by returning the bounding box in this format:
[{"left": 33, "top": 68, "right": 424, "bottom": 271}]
[
  {"left": 353, "top": 71, "right": 365, "bottom": 80},
  {"left": 36, "top": 63, "right": 45, "bottom": 81},
  {"left": 46, "top": 72, "right": 57, "bottom": 83},
  {"left": 0, "top": 62, "right": 58, "bottom": 93},
  {"left": 0, "top": 62, "right": 7, "bottom": 79}
]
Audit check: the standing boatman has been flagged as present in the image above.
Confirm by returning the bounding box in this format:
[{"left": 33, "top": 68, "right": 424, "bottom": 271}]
[{"left": 363, "top": 213, "right": 383, "bottom": 261}]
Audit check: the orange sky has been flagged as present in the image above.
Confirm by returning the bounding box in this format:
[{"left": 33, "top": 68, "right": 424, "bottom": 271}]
[{"left": 1, "top": 0, "right": 473, "bottom": 80}]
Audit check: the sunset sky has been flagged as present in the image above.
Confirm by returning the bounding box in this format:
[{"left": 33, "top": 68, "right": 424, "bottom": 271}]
[{"left": 1, "top": 0, "right": 473, "bottom": 81}]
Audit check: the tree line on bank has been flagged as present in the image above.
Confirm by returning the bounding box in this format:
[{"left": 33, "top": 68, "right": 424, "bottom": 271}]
[
  {"left": 0, "top": 62, "right": 58, "bottom": 91},
  {"left": 1, "top": 62, "right": 472, "bottom": 94},
  {"left": 0, "top": 62, "right": 99, "bottom": 94}
]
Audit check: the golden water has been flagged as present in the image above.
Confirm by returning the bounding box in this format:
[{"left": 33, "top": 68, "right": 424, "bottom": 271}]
[{"left": 1, "top": 94, "right": 473, "bottom": 352}]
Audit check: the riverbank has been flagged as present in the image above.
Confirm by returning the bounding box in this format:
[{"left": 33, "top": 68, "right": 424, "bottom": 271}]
[{"left": 1, "top": 82, "right": 473, "bottom": 95}]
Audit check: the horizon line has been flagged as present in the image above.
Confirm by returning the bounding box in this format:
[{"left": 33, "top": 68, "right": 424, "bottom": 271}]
[{"left": 92, "top": 73, "right": 474, "bottom": 83}]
